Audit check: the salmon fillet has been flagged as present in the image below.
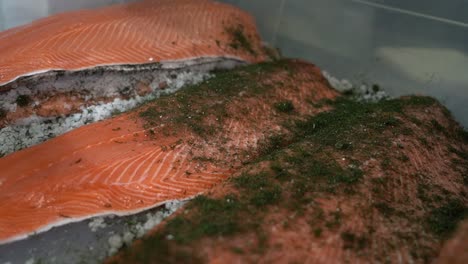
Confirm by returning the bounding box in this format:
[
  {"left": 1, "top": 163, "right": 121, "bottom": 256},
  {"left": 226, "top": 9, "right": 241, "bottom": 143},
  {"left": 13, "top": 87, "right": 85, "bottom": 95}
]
[
  {"left": 107, "top": 89, "right": 468, "bottom": 264},
  {"left": 0, "top": 0, "right": 265, "bottom": 88},
  {"left": 0, "top": 0, "right": 267, "bottom": 156},
  {"left": 0, "top": 60, "right": 339, "bottom": 244}
]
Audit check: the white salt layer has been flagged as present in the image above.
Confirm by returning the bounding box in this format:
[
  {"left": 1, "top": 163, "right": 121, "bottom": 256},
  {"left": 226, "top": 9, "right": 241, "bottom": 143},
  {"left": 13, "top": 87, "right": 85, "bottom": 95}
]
[
  {"left": 0, "top": 58, "right": 244, "bottom": 157},
  {"left": 106, "top": 200, "right": 187, "bottom": 256}
]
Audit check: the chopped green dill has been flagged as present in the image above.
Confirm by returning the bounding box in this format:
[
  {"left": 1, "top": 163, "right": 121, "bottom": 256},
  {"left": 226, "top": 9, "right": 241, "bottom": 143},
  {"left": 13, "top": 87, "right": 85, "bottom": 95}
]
[
  {"left": 16, "top": 94, "right": 31, "bottom": 107},
  {"left": 226, "top": 24, "right": 256, "bottom": 56},
  {"left": 0, "top": 108, "right": 6, "bottom": 119},
  {"left": 426, "top": 199, "right": 467, "bottom": 238},
  {"left": 274, "top": 101, "right": 295, "bottom": 113}
]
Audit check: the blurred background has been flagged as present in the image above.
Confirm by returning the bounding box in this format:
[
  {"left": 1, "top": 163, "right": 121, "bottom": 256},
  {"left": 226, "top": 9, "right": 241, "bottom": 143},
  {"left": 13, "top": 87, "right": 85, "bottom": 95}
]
[
  {"left": 0, "top": 0, "right": 124, "bottom": 29},
  {"left": 0, "top": 0, "right": 467, "bottom": 127}
]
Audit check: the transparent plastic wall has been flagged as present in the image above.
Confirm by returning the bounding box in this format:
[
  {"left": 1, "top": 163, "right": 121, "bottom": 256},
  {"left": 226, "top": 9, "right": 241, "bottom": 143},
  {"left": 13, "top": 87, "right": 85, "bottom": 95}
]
[
  {"left": 0, "top": 0, "right": 126, "bottom": 30},
  {"left": 222, "top": 0, "right": 468, "bottom": 127}
]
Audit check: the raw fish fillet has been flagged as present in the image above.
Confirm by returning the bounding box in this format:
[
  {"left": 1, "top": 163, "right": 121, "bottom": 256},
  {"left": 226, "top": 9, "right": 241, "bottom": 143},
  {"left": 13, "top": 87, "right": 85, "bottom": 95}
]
[
  {"left": 0, "top": 0, "right": 264, "bottom": 88},
  {"left": 0, "top": 60, "right": 339, "bottom": 244}
]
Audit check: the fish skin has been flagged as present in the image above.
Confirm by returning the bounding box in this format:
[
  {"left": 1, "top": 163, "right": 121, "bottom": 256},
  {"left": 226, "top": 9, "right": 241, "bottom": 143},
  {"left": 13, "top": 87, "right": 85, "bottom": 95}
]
[
  {"left": 0, "top": 0, "right": 265, "bottom": 87},
  {"left": 0, "top": 59, "right": 339, "bottom": 244}
]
